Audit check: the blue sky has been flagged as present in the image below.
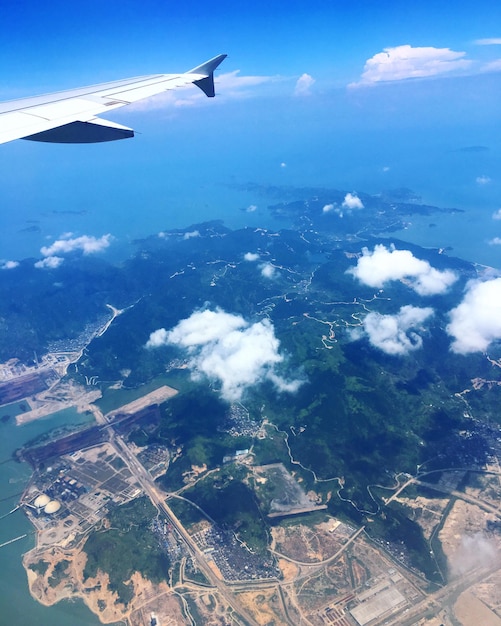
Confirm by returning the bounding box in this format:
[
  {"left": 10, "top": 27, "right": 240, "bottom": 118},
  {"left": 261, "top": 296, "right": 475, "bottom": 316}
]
[
  {"left": 1, "top": 1, "right": 501, "bottom": 263},
  {"left": 1, "top": 0, "right": 501, "bottom": 87}
]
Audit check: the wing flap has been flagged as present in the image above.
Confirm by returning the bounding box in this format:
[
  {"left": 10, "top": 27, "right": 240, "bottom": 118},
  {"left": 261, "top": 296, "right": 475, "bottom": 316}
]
[
  {"left": 0, "top": 111, "right": 64, "bottom": 145},
  {"left": 24, "top": 118, "right": 134, "bottom": 143},
  {"left": 103, "top": 74, "right": 195, "bottom": 103},
  {"left": 21, "top": 97, "right": 109, "bottom": 121}
]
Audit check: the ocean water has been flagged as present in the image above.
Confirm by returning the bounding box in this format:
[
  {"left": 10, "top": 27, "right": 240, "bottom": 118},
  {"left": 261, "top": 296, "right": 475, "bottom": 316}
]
[
  {"left": 390, "top": 207, "right": 501, "bottom": 269},
  {"left": 376, "top": 132, "right": 501, "bottom": 269},
  {"left": 0, "top": 406, "right": 109, "bottom": 626},
  {"left": 1, "top": 111, "right": 500, "bottom": 270}
]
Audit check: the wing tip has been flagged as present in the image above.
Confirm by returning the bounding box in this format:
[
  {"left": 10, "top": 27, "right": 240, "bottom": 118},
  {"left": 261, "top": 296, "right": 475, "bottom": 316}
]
[
  {"left": 189, "top": 54, "right": 227, "bottom": 97},
  {"left": 188, "top": 54, "right": 228, "bottom": 76}
]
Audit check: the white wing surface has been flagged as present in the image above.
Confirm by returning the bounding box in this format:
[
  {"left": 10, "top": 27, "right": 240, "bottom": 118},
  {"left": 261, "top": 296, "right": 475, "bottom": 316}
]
[{"left": 0, "top": 54, "right": 227, "bottom": 144}]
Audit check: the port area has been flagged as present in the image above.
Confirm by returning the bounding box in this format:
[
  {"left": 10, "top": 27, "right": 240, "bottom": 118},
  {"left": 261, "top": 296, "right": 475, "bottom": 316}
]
[
  {"left": 18, "top": 386, "right": 178, "bottom": 552},
  {"left": 22, "top": 442, "right": 143, "bottom": 549},
  {"left": 0, "top": 354, "right": 101, "bottom": 426},
  {"left": 0, "top": 304, "right": 127, "bottom": 425}
]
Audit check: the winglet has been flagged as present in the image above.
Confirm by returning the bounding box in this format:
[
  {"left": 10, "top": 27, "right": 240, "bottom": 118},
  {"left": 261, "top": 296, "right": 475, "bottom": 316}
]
[{"left": 188, "top": 53, "right": 227, "bottom": 97}]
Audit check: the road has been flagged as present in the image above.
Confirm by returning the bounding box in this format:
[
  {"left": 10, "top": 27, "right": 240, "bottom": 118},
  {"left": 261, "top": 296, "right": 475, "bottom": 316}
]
[
  {"left": 269, "top": 525, "right": 365, "bottom": 569},
  {"left": 385, "top": 561, "right": 501, "bottom": 626},
  {"left": 111, "top": 433, "right": 259, "bottom": 626},
  {"left": 384, "top": 475, "right": 415, "bottom": 505},
  {"left": 415, "top": 478, "right": 501, "bottom": 517}
]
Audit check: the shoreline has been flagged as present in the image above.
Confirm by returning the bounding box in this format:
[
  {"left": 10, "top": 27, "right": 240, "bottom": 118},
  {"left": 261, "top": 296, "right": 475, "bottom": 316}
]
[
  {"left": 23, "top": 543, "right": 173, "bottom": 625},
  {"left": 2, "top": 302, "right": 126, "bottom": 427},
  {"left": 16, "top": 382, "right": 102, "bottom": 425},
  {"left": 23, "top": 545, "right": 130, "bottom": 624}
]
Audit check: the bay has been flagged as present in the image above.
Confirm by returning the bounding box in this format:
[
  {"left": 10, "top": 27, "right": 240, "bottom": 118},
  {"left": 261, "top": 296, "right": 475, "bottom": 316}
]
[{"left": 0, "top": 405, "right": 120, "bottom": 626}]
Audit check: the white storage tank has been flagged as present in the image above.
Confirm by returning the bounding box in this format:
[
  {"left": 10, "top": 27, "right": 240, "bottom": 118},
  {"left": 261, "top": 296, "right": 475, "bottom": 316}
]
[
  {"left": 44, "top": 500, "right": 61, "bottom": 515},
  {"left": 34, "top": 494, "right": 50, "bottom": 508}
]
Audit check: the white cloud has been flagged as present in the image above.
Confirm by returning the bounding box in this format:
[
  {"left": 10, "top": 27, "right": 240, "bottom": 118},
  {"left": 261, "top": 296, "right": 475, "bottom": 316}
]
[
  {"left": 183, "top": 230, "right": 200, "bottom": 240},
  {"left": 342, "top": 193, "right": 364, "bottom": 210},
  {"left": 350, "top": 45, "right": 471, "bottom": 87},
  {"left": 146, "top": 308, "right": 303, "bottom": 401},
  {"left": 216, "top": 70, "right": 277, "bottom": 95},
  {"left": 489, "top": 237, "right": 501, "bottom": 245},
  {"left": 481, "top": 59, "right": 501, "bottom": 73},
  {"left": 294, "top": 73, "right": 315, "bottom": 96},
  {"left": 492, "top": 209, "right": 501, "bottom": 220},
  {"left": 130, "top": 70, "right": 277, "bottom": 111},
  {"left": 447, "top": 277, "right": 501, "bottom": 354},
  {"left": 357, "top": 305, "right": 434, "bottom": 355},
  {"left": 244, "top": 252, "right": 260, "bottom": 261},
  {"left": 476, "top": 175, "right": 491, "bottom": 185},
  {"left": 34, "top": 256, "right": 64, "bottom": 270},
  {"left": 260, "top": 263, "right": 276, "bottom": 279},
  {"left": 145, "top": 328, "right": 169, "bottom": 348},
  {"left": 347, "top": 244, "right": 457, "bottom": 295},
  {"left": 449, "top": 533, "right": 499, "bottom": 579},
  {"left": 323, "top": 193, "right": 363, "bottom": 215},
  {"left": 323, "top": 202, "right": 346, "bottom": 218},
  {"left": 475, "top": 38, "right": 501, "bottom": 45},
  {"left": 41, "top": 234, "right": 112, "bottom": 257},
  {"left": 0, "top": 260, "right": 19, "bottom": 270}
]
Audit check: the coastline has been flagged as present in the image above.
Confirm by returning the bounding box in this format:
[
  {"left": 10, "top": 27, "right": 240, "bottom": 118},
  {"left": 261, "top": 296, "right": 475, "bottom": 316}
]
[
  {"left": 16, "top": 382, "right": 102, "bottom": 425},
  {"left": 23, "top": 544, "right": 177, "bottom": 625},
  {"left": 15, "top": 384, "right": 180, "bottom": 625},
  {"left": 23, "top": 544, "right": 128, "bottom": 623},
  {"left": 11, "top": 303, "right": 129, "bottom": 427}
]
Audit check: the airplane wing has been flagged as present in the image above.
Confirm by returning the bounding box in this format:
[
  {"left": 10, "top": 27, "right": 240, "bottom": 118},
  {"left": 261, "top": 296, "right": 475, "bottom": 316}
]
[{"left": 0, "top": 54, "right": 227, "bottom": 144}]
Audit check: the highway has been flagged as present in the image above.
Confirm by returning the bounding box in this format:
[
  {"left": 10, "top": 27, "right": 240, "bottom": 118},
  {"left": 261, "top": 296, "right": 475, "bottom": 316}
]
[
  {"left": 111, "top": 433, "right": 259, "bottom": 626},
  {"left": 269, "top": 525, "right": 365, "bottom": 569},
  {"left": 415, "top": 478, "right": 501, "bottom": 517},
  {"left": 82, "top": 410, "right": 501, "bottom": 626},
  {"left": 385, "top": 561, "right": 501, "bottom": 626}
]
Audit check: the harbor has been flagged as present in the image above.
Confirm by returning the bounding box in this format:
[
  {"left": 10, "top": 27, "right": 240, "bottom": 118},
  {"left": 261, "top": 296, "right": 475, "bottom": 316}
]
[{"left": 0, "top": 403, "right": 104, "bottom": 626}]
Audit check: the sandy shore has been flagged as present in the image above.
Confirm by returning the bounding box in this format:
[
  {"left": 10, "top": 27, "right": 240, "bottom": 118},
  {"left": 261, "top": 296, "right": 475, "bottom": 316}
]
[
  {"left": 23, "top": 544, "right": 176, "bottom": 625},
  {"left": 16, "top": 380, "right": 102, "bottom": 425}
]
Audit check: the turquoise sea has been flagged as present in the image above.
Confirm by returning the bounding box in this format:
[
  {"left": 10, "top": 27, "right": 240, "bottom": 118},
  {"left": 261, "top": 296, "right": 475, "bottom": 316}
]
[
  {"left": 1, "top": 121, "right": 501, "bottom": 270},
  {"left": 0, "top": 405, "right": 114, "bottom": 626},
  {"left": 0, "top": 378, "right": 186, "bottom": 626}
]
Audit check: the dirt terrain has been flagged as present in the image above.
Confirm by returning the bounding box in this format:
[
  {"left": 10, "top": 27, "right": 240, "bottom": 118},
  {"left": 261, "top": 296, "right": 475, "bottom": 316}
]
[
  {"left": 24, "top": 545, "right": 187, "bottom": 625},
  {"left": 393, "top": 492, "right": 450, "bottom": 539},
  {"left": 106, "top": 386, "right": 178, "bottom": 419},
  {"left": 16, "top": 379, "right": 102, "bottom": 424},
  {"left": 271, "top": 519, "right": 353, "bottom": 564},
  {"left": 454, "top": 591, "right": 501, "bottom": 626}
]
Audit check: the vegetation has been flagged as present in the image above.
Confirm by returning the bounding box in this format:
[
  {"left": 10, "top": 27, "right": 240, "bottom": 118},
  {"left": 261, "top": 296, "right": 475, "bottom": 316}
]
[
  {"left": 366, "top": 503, "right": 442, "bottom": 584},
  {"left": 183, "top": 562, "right": 210, "bottom": 586},
  {"left": 48, "top": 560, "right": 70, "bottom": 587},
  {"left": 29, "top": 560, "right": 49, "bottom": 576},
  {"left": 83, "top": 497, "right": 169, "bottom": 605},
  {"left": 177, "top": 468, "right": 269, "bottom": 554},
  {"left": 153, "top": 389, "right": 252, "bottom": 490}
]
